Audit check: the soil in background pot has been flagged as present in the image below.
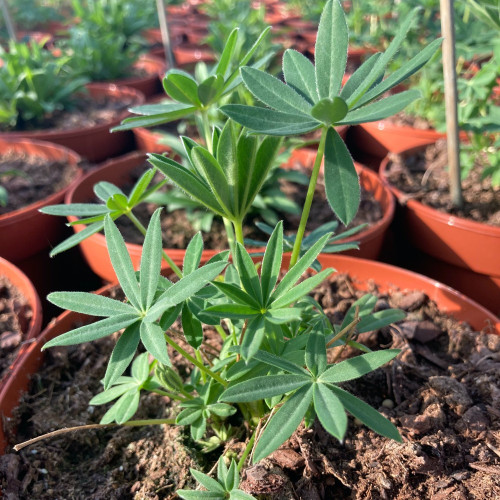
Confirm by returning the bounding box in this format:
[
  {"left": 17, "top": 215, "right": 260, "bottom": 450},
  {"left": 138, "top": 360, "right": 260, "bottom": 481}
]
[
  {"left": 385, "top": 139, "right": 500, "bottom": 226},
  {"left": 0, "top": 150, "right": 77, "bottom": 215},
  {"left": 0, "top": 276, "right": 33, "bottom": 383},
  {"left": 1, "top": 276, "right": 498, "bottom": 499}
]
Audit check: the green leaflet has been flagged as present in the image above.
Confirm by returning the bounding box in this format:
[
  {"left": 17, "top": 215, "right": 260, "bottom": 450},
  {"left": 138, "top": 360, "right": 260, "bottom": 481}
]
[
  {"left": 315, "top": 0, "right": 348, "bottom": 99},
  {"left": 323, "top": 127, "right": 359, "bottom": 226},
  {"left": 282, "top": 49, "right": 319, "bottom": 103},
  {"left": 241, "top": 66, "right": 312, "bottom": 115}
]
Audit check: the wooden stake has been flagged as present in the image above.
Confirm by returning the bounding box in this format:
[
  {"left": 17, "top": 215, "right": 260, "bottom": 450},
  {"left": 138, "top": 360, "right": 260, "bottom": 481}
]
[
  {"left": 0, "top": 0, "right": 17, "bottom": 42},
  {"left": 156, "top": 0, "right": 175, "bottom": 69},
  {"left": 439, "top": 0, "right": 463, "bottom": 208}
]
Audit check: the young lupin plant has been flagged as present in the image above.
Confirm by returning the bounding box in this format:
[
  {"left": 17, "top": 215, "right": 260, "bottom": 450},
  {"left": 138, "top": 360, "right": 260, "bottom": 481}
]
[{"left": 34, "top": 0, "right": 441, "bottom": 496}]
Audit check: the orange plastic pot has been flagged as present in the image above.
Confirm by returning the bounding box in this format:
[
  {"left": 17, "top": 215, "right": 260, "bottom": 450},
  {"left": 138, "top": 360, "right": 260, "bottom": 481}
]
[
  {"left": 0, "top": 256, "right": 43, "bottom": 388},
  {"left": 107, "top": 55, "right": 167, "bottom": 98},
  {"left": 283, "top": 147, "right": 395, "bottom": 260},
  {"left": 350, "top": 121, "right": 446, "bottom": 160},
  {"left": 0, "top": 282, "right": 113, "bottom": 455},
  {"left": 0, "top": 138, "right": 82, "bottom": 262},
  {"left": 65, "top": 152, "right": 220, "bottom": 282},
  {"left": 1, "top": 83, "right": 145, "bottom": 163},
  {"left": 379, "top": 148, "right": 500, "bottom": 315}
]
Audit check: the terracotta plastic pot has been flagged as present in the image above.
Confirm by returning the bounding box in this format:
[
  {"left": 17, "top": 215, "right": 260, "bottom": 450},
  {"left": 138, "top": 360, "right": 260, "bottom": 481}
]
[
  {"left": 0, "top": 137, "right": 82, "bottom": 262},
  {"left": 379, "top": 147, "right": 500, "bottom": 315},
  {"left": 0, "top": 282, "right": 113, "bottom": 455},
  {"left": 350, "top": 121, "right": 446, "bottom": 160},
  {"left": 284, "top": 147, "right": 395, "bottom": 260},
  {"left": 2, "top": 254, "right": 498, "bottom": 454},
  {"left": 65, "top": 152, "right": 220, "bottom": 282},
  {"left": 0, "top": 256, "right": 43, "bottom": 386},
  {"left": 107, "top": 55, "right": 167, "bottom": 98},
  {"left": 1, "top": 83, "right": 145, "bottom": 163}
]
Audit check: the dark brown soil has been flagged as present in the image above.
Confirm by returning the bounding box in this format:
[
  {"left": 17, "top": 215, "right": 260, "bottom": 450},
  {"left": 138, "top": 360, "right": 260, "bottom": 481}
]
[
  {"left": 0, "top": 276, "right": 33, "bottom": 384},
  {"left": 0, "top": 151, "right": 78, "bottom": 215},
  {"left": 385, "top": 139, "right": 500, "bottom": 226},
  {"left": 0, "top": 93, "right": 135, "bottom": 133},
  {"left": 1, "top": 277, "right": 498, "bottom": 499}
]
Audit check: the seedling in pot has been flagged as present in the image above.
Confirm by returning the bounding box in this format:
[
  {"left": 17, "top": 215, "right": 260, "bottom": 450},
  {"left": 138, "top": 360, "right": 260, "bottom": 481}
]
[{"left": 31, "top": 0, "right": 441, "bottom": 495}]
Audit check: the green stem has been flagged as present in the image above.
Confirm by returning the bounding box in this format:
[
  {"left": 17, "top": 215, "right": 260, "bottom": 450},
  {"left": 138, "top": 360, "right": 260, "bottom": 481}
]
[
  {"left": 233, "top": 219, "right": 244, "bottom": 246},
  {"left": 196, "top": 349, "right": 207, "bottom": 384},
  {"left": 126, "top": 210, "right": 183, "bottom": 279},
  {"left": 164, "top": 334, "right": 227, "bottom": 386},
  {"left": 215, "top": 324, "right": 227, "bottom": 341},
  {"left": 289, "top": 127, "right": 328, "bottom": 269},
  {"left": 237, "top": 431, "right": 256, "bottom": 472},
  {"left": 151, "top": 389, "right": 188, "bottom": 401},
  {"left": 200, "top": 109, "right": 213, "bottom": 153},
  {"left": 223, "top": 217, "right": 237, "bottom": 257}
]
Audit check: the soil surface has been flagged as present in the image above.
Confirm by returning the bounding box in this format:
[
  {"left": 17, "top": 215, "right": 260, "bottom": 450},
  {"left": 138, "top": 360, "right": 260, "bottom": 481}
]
[
  {"left": 0, "top": 93, "right": 135, "bottom": 133},
  {"left": 105, "top": 161, "right": 382, "bottom": 250},
  {"left": 385, "top": 139, "right": 500, "bottom": 226},
  {"left": 0, "top": 151, "right": 78, "bottom": 215},
  {"left": 0, "top": 276, "right": 34, "bottom": 384},
  {"left": 383, "top": 112, "right": 436, "bottom": 130},
  {"left": 1, "top": 277, "right": 498, "bottom": 499}
]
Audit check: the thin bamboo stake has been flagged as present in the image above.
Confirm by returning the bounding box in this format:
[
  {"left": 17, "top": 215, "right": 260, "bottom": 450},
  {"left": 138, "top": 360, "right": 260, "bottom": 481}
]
[
  {"left": 0, "top": 0, "right": 16, "bottom": 41},
  {"left": 156, "top": 0, "right": 175, "bottom": 69},
  {"left": 439, "top": 0, "right": 463, "bottom": 209}
]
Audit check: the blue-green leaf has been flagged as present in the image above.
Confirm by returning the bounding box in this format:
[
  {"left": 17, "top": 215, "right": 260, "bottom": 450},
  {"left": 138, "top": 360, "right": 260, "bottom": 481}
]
[
  {"left": 198, "top": 74, "right": 225, "bottom": 105},
  {"left": 253, "top": 384, "right": 313, "bottom": 462},
  {"left": 240, "top": 316, "right": 265, "bottom": 360},
  {"left": 183, "top": 232, "right": 204, "bottom": 276},
  {"left": 241, "top": 67, "right": 312, "bottom": 115},
  {"left": 260, "top": 221, "right": 283, "bottom": 301},
  {"left": 221, "top": 374, "right": 310, "bottom": 402},
  {"left": 216, "top": 27, "right": 239, "bottom": 77},
  {"left": 182, "top": 303, "right": 203, "bottom": 349},
  {"left": 43, "top": 314, "right": 138, "bottom": 349},
  {"left": 140, "top": 321, "right": 171, "bottom": 366},
  {"left": 324, "top": 127, "right": 359, "bottom": 225},
  {"left": 47, "top": 291, "right": 135, "bottom": 317},
  {"left": 319, "top": 349, "right": 400, "bottom": 384},
  {"left": 140, "top": 208, "right": 162, "bottom": 310},
  {"left": 340, "top": 52, "right": 381, "bottom": 102},
  {"left": 311, "top": 97, "right": 348, "bottom": 125},
  {"left": 220, "top": 105, "right": 320, "bottom": 136},
  {"left": 315, "top": 0, "right": 348, "bottom": 99},
  {"left": 329, "top": 386, "right": 402, "bottom": 441},
  {"left": 313, "top": 383, "right": 347, "bottom": 440},
  {"left": 163, "top": 69, "right": 201, "bottom": 106},
  {"left": 305, "top": 331, "right": 327, "bottom": 377},
  {"left": 340, "top": 90, "right": 421, "bottom": 125},
  {"left": 104, "top": 216, "right": 142, "bottom": 311},
  {"left": 283, "top": 49, "right": 319, "bottom": 103},
  {"left": 234, "top": 243, "right": 262, "bottom": 304},
  {"left": 104, "top": 322, "right": 141, "bottom": 389}
]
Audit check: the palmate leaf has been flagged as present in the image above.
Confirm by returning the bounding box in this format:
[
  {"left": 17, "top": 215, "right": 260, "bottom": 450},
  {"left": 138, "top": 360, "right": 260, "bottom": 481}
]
[
  {"left": 253, "top": 384, "right": 313, "bottom": 463},
  {"left": 104, "top": 216, "right": 142, "bottom": 311},
  {"left": 233, "top": 243, "right": 262, "bottom": 304},
  {"left": 216, "top": 27, "right": 239, "bottom": 77},
  {"left": 221, "top": 374, "right": 310, "bottom": 402},
  {"left": 329, "top": 386, "right": 402, "bottom": 441},
  {"left": 305, "top": 331, "right": 327, "bottom": 377},
  {"left": 339, "top": 90, "right": 422, "bottom": 126},
  {"left": 220, "top": 105, "right": 320, "bottom": 135},
  {"left": 319, "top": 349, "right": 400, "bottom": 384},
  {"left": 260, "top": 221, "right": 283, "bottom": 301},
  {"left": 183, "top": 232, "right": 204, "bottom": 276},
  {"left": 282, "top": 49, "right": 318, "bottom": 104},
  {"left": 47, "top": 291, "right": 135, "bottom": 317},
  {"left": 340, "top": 52, "right": 381, "bottom": 102},
  {"left": 240, "top": 316, "right": 265, "bottom": 360},
  {"left": 39, "top": 203, "right": 109, "bottom": 217},
  {"left": 315, "top": 0, "right": 348, "bottom": 100},
  {"left": 313, "top": 383, "right": 347, "bottom": 440},
  {"left": 198, "top": 74, "right": 225, "bottom": 106},
  {"left": 101, "top": 389, "right": 140, "bottom": 425},
  {"left": 43, "top": 314, "right": 139, "bottom": 349},
  {"left": 140, "top": 321, "right": 171, "bottom": 366},
  {"left": 324, "top": 127, "right": 359, "bottom": 226},
  {"left": 240, "top": 67, "right": 312, "bottom": 115},
  {"left": 49, "top": 221, "right": 104, "bottom": 256},
  {"left": 104, "top": 322, "right": 141, "bottom": 389},
  {"left": 140, "top": 208, "right": 162, "bottom": 310},
  {"left": 148, "top": 154, "right": 226, "bottom": 216},
  {"left": 163, "top": 69, "right": 201, "bottom": 106},
  {"left": 182, "top": 303, "right": 204, "bottom": 349}
]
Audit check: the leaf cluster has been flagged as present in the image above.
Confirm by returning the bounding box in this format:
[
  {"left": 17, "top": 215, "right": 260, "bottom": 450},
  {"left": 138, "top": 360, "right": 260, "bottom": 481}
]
[{"left": 0, "top": 40, "right": 87, "bottom": 130}]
